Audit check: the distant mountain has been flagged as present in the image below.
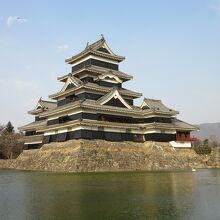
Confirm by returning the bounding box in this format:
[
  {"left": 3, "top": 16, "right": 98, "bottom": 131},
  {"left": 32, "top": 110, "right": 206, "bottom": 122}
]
[{"left": 192, "top": 122, "right": 220, "bottom": 142}]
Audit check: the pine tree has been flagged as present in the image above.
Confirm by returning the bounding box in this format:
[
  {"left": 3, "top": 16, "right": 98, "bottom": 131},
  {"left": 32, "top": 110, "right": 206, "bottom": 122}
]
[{"left": 5, "top": 121, "right": 14, "bottom": 133}]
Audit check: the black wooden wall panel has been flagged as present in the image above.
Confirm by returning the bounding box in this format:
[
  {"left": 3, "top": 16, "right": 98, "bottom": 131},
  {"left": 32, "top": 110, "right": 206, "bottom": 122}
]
[
  {"left": 57, "top": 92, "right": 102, "bottom": 107},
  {"left": 91, "top": 59, "right": 118, "bottom": 70},
  {"left": 104, "top": 98, "right": 127, "bottom": 108},
  {"left": 47, "top": 112, "right": 173, "bottom": 126},
  {"left": 98, "top": 81, "right": 122, "bottom": 88},
  {"left": 47, "top": 118, "right": 59, "bottom": 125},
  {"left": 124, "top": 99, "right": 133, "bottom": 105},
  {"left": 25, "top": 131, "right": 36, "bottom": 136},
  {"left": 42, "top": 135, "right": 51, "bottom": 144},
  {"left": 80, "top": 76, "right": 94, "bottom": 83},
  {"left": 26, "top": 144, "right": 42, "bottom": 149},
  {"left": 145, "top": 133, "right": 175, "bottom": 142},
  {"left": 72, "top": 59, "right": 118, "bottom": 72},
  {"left": 66, "top": 83, "right": 75, "bottom": 90},
  {"left": 97, "top": 47, "right": 110, "bottom": 54},
  {"left": 32, "top": 130, "right": 176, "bottom": 147}
]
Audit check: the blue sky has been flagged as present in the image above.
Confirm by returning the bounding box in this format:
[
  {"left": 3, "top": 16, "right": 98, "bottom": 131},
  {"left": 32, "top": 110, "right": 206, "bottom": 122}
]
[{"left": 0, "top": 0, "right": 220, "bottom": 128}]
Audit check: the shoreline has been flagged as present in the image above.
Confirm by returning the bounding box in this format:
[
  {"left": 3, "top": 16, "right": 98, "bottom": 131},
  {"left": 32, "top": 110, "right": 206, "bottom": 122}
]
[{"left": 0, "top": 167, "right": 219, "bottom": 174}]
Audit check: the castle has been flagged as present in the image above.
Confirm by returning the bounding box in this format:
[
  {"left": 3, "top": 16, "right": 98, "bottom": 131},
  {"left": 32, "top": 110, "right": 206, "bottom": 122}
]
[{"left": 19, "top": 36, "right": 197, "bottom": 149}]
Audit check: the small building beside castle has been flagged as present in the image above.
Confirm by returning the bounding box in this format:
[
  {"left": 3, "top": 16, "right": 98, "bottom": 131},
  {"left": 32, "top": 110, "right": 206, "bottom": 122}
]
[{"left": 19, "top": 36, "right": 198, "bottom": 149}]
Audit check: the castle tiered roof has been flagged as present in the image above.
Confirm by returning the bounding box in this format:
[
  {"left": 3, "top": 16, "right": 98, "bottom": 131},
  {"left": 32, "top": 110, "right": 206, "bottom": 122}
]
[
  {"left": 28, "top": 98, "right": 56, "bottom": 115},
  {"left": 57, "top": 66, "right": 133, "bottom": 82},
  {"left": 19, "top": 119, "right": 46, "bottom": 131},
  {"left": 141, "top": 98, "right": 179, "bottom": 115},
  {"left": 65, "top": 36, "right": 125, "bottom": 64},
  {"left": 49, "top": 81, "right": 142, "bottom": 100}
]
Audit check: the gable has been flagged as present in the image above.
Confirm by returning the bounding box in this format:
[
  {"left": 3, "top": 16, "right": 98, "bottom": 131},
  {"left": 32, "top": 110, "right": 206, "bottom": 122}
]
[
  {"left": 103, "top": 97, "right": 127, "bottom": 108},
  {"left": 61, "top": 76, "right": 81, "bottom": 92},
  {"left": 95, "top": 42, "right": 114, "bottom": 55},
  {"left": 97, "top": 47, "right": 111, "bottom": 54},
  {"left": 142, "top": 105, "right": 150, "bottom": 110},
  {"left": 29, "top": 98, "right": 56, "bottom": 115},
  {"left": 66, "top": 82, "right": 76, "bottom": 90},
  {"left": 61, "top": 78, "right": 75, "bottom": 92},
  {"left": 34, "top": 100, "right": 43, "bottom": 111},
  {"left": 97, "top": 89, "right": 132, "bottom": 109},
  {"left": 141, "top": 100, "right": 150, "bottom": 109}
]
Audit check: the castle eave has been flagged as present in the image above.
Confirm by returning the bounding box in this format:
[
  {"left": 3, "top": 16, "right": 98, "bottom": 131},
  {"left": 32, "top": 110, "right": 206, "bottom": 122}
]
[
  {"left": 57, "top": 66, "right": 133, "bottom": 82},
  {"left": 171, "top": 118, "right": 199, "bottom": 131},
  {"left": 36, "top": 119, "right": 194, "bottom": 135},
  {"left": 65, "top": 49, "right": 125, "bottom": 64},
  {"left": 28, "top": 109, "right": 43, "bottom": 115},
  {"left": 18, "top": 120, "right": 47, "bottom": 131},
  {"left": 49, "top": 83, "right": 142, "bottom": 100},
  {"left": 38, "top": 101, "right": 82, "bottom": 118}
]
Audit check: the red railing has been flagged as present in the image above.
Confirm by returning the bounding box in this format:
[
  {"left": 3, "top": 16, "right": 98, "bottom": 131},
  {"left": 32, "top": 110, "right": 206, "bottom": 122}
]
[{"left": 176, "top": 135, "right": 197, "bottom": 141}]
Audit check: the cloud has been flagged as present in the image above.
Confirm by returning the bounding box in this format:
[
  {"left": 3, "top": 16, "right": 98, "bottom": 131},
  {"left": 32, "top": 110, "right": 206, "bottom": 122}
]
[
  {"left": 7, "top": 16, "right": 27, "bottom": 27},
  {"left": 58, "top": 44, "right": 69, "bottom": 51},
  {"left": 13, "top": 79, "right": 39, "bottom": 90}
]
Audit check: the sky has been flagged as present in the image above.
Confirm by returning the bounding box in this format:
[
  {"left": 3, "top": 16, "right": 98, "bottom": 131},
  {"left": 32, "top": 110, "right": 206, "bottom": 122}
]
[{"left": 0, "top": 0, "right": 220, "bottom": 129}]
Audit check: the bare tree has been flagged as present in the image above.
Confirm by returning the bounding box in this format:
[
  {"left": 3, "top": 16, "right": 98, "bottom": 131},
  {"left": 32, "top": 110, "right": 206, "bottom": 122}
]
[{"left": 0, "top": 133, "right": 23, "bottom": 159}]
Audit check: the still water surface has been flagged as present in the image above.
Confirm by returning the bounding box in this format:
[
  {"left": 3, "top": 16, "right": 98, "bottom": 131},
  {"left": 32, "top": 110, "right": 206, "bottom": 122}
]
[{"left": 0, "top": 169, "right": 220, "bottom": 220}]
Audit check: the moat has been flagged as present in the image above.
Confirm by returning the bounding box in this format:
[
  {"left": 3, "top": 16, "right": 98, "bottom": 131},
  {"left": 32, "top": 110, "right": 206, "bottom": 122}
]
[{"left": 0, "top": 169, "right": 220, "bottom": 220}]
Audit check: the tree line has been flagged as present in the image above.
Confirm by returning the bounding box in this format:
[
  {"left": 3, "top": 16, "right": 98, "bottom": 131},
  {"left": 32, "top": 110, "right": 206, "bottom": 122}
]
[{"left": 0, "top": 121, "right": 24, "bottom": 159}]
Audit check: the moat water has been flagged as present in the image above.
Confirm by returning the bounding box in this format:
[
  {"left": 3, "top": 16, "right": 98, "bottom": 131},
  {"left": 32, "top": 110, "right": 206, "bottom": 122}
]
[{"left": 0, "top": 169, "right": 220, "bottom": 220}]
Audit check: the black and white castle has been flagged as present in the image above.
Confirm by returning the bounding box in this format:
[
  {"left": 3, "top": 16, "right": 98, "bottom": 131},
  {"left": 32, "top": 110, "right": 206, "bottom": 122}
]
[{"left": 19, "top": 36, "right": 198, "bottom": 149}]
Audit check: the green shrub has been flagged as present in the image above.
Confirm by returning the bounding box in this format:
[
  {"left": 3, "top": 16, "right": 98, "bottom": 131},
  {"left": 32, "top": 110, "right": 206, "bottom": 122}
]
[
  {"left": 193, "top": 139, "right": 212, "bottom": 155},
  {"left": 193, "top": 145, "right": 212, "bottom": 155}
]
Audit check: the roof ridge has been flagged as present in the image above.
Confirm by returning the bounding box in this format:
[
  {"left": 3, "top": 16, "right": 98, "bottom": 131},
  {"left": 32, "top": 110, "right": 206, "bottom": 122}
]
[
  {"left": 40, "top": 99, "right": 56, "bottom": 103},
  {"left": 144, "top": 97, "right": 162, "bottom": 102},
  {"left": 87, "top": 36, "right": 105, "bottom": 50}
]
